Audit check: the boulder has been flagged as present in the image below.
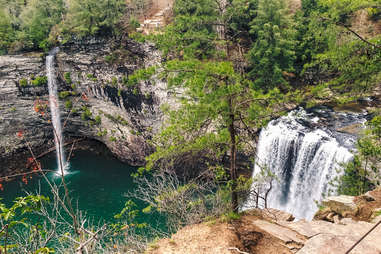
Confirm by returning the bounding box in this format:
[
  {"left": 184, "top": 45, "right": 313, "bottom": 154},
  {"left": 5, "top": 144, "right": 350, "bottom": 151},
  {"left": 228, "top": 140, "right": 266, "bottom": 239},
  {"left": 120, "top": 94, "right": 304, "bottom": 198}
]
[
  {"left": 279, "top": 218, "right": 381, "bottom": 253},
  {"left": 361, "top": 191, "right": 376, "bottom": 202},
  {"left": 262, "top": 208, "right": 295, "bottom": 222},
  {"left": 297, "top": 233, "right": 379, "bottom": 254},
  {"left": 250, "top": 220, "right": 305, "bottom": 252},
  {"left": 322, "top": 195, "right": 357, "bottom": 216}
]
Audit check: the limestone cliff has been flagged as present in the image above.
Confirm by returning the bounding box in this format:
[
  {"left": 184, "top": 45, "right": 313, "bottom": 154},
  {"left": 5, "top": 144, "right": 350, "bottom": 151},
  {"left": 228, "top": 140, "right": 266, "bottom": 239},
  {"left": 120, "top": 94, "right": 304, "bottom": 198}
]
[{"left": 0, "top": 38, "right": 171, "bottom": 174}]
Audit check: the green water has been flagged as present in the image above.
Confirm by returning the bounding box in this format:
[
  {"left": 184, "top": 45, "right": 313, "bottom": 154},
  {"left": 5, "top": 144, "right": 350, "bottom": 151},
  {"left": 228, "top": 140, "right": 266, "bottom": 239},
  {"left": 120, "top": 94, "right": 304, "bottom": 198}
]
[{"left": 0, "top": 150, "right": 140, "bottom": 222}]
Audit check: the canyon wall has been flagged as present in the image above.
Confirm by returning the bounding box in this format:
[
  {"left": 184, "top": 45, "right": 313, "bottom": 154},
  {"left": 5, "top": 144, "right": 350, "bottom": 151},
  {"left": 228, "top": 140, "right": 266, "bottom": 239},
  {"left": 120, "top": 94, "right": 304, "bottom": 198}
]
[{"left": 0, "top": 38, "right": 172, "bottom": 174}]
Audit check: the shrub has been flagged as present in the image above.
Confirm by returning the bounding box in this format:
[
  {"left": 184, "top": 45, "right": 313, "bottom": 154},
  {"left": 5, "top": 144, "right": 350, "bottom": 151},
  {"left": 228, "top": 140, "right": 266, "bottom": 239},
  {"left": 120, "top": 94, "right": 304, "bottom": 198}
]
[
  {"left": 65, "top": 100, "right": 73, "bottom": 109},
  {"left": 81, "top": 106, "right": 92, "bottom": 120},
  {"left": 31, "top": 76, "right": 48, "bottom": 86},
  {"left": 87, "top": 73, "right": 98, "bottom": 82},
  {"left": 367, "top": 7, "right": 381, "bottom": 21},
  {"left": 19, "top": 78, "right": 28, "bottom": 87},
  {"left": 97, "top": 129, "right": 107, "bottom": 137},
  {"left": 64, "top": 72, "right": 72, "bottom": 84},
  {"left": 125, "top": 171, "right": 231, "bottom": 232},
  {"left": 122, "top": 76, "right": 128, "bottom": 85},
  {"left": 111, "top": 77, "right": 118, "bottom": 86},
  {"left": 95, "top": 115, "right": 102, "bottom": 125},
  {"left": 104, "top": 54, "right": 118, "bottom": 63},
  {"left": 59, "top": 91, "right": 72, "bottom": 99}
]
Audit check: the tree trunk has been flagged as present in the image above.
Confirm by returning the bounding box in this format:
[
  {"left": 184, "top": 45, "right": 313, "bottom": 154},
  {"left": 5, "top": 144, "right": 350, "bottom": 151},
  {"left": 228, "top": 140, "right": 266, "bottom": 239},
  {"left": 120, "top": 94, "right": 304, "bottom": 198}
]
[
  {"left": 228, "top": 99, "right": 238, "bottom": 213},
  {"left": 215, "top": 0, "right": 229, "bottom": 55}
]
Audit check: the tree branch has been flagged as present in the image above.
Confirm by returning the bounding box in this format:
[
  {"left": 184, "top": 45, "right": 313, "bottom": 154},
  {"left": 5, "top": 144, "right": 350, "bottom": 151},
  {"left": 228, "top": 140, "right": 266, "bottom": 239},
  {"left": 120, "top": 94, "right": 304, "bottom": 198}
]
[{"left": 337, "top": 21, "right": 381, "bottom": 49}]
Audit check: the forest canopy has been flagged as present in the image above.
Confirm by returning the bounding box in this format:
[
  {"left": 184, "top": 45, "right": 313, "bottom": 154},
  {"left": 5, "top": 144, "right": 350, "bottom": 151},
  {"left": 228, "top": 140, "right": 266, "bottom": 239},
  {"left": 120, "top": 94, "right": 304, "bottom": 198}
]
[{"left": 0, "top": 0, "right": 154, "bottom": 53}]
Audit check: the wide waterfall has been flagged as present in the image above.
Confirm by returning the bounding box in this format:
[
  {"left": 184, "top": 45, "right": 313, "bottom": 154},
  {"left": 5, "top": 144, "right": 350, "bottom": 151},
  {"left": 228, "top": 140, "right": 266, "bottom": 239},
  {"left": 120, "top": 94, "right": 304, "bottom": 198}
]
[
  {"left": 244, "top": 108, "right": 367, "bottom": 220},
  {"left": 46, "top": 47, "right": 67, "bottom": 175}
]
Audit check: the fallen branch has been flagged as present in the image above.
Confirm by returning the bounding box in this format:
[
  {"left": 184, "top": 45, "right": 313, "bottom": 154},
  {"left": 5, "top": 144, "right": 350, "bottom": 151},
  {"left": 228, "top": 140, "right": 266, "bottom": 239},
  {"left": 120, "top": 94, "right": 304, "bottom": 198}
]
[
  {"left": 228, "top": 247, "right": 250, "bottom": 254},
  {"left": 345, "top": 219, "right": 381, "bottom": 253}
]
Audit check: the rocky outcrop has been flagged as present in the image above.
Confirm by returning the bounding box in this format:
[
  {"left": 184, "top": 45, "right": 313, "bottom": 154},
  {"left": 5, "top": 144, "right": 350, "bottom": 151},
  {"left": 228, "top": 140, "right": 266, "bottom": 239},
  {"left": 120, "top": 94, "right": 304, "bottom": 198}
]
[
  {"left": 0, "top": 38, "right": 173, "bottom": 174},
  {"left": 321, "top": 195, "right": 357, "bottom": 216},
  {"left": 147, "top": 188, "right": 381, "bottom": 254},
  {"left": 147, "top": 208, "right": 381, "bottom": 254},
  {"left": 315, "top": 188, "right": 381, "bottom": 222},
  {"left": 277, "top": 218, "right": 381, "bottom": 254}
]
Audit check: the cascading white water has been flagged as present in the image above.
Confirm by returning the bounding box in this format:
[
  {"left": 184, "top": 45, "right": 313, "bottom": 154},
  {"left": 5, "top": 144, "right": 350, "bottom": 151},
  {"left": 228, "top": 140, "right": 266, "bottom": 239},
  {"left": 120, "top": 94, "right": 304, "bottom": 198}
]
[
  {"left": 47, "top": 47, "right": 67, "bottom": 175},
  {"left": 244, "top": 108, "right": 365, "bottom": 220}
]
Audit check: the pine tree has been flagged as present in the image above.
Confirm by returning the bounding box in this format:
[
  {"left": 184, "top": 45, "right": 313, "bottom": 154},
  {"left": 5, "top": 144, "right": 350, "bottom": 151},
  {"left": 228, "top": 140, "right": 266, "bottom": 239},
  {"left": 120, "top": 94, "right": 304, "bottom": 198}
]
[
  {"left": 61, "top": 0, "right": 126, "bottom": 38},
  {"left": 0, "top": 8, "right": 14, "bottom": 54},
  {"left": 143, "top": 59, "right": 284, "bottom": 212},
  {"left": 248, "top": 0, "right": 296, "bottom": 90},
  {"left": 154, "top": 0, "right": 218, "bottom": 59},
  {"left": 19, "top": 0, "right": 65, "bottom": 50}
]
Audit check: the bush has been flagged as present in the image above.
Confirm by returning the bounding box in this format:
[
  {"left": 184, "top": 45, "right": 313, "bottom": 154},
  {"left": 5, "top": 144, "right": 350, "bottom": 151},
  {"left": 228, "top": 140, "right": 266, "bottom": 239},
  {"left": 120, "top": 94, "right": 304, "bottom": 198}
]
[
  {"left": 104, "top": 54, "right": 118, "bottom": 63},
  {"left": 64, "top": 72, "right": 72, "bottom": 84},
  {"left": 87, "top": 73, "right": 98, "bottom": 82},
  {"left": 95, "top": 115, "right": 102, "bottom": 125},
  {"left": 126, "top": 171, "right": 230, "bottom": 232},
  {"left": 97, "top": 129, "right": 107, "bottom": 137},
  {"left": 65, "top": 100, "right": 73, "bottom": 109},
  {"left": 81, "top": 106, "right": 92, "bottom": 120},
  {"left": 111, "top": 77, "right": 118, "bottom": 86},
  {"left": 367, "top": 7, "right": 381, "bottom": 21},
  {"left": 31, "top": 76, "right": 48, "bottom": 86},
  {"left": 19, "top": 78, "right": 28, "bottom": 87},
  {"left": 59, "top": 91, "right": 73, "bottom": 99}
]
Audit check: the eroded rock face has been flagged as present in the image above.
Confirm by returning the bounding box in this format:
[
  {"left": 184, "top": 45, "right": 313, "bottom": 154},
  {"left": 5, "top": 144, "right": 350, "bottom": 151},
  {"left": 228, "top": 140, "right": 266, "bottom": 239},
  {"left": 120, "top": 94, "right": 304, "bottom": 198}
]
[{"left": 0, "top": 38, "right": 172, "bottom": 174}]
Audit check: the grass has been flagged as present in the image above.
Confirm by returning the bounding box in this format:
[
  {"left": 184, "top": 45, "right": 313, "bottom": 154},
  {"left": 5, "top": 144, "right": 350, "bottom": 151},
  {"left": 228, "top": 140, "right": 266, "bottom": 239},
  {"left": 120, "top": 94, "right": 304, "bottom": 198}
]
[{"left": 220, "top": 211, "right": 241, "bottom": 223}]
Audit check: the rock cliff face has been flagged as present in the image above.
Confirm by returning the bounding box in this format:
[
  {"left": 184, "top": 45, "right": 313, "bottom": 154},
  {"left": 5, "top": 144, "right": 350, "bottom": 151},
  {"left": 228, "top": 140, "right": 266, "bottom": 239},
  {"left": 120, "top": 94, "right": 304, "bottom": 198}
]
[{"left": 0, "top": 38, "right": 172, "bottom": 174}]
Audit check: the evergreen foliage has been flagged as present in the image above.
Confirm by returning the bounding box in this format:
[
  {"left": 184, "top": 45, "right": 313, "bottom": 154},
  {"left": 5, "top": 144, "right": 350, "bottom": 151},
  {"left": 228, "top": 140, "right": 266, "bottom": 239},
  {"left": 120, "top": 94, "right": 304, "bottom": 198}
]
[
  {"left": 0, "top": 0, "right": 129, "bottom": 53},
  {"left": 247, "top": 0, "right": 296, "bottom": 90},
  {"left": 154, "top": 0, "right": 218, "bottom": 59},
  {"left": 19, "top": 0, "right": 65, "bottom": 50},
  {"left": 59, "top": 0, "right": 126, "bottom": 38}
]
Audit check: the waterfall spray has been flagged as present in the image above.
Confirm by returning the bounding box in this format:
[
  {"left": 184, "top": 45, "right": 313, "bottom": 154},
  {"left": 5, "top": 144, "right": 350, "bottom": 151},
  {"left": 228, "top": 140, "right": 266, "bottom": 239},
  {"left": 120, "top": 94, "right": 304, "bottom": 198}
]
[{"left": 46, "top": 47, "right": 67, "bottom": 175}]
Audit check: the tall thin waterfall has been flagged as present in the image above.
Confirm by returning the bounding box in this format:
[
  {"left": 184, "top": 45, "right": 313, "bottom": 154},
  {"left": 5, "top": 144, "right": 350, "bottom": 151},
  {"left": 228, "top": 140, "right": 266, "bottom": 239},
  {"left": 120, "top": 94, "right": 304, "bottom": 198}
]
[
  {"left": 244, "top": 108, "right": 366, "bottom": 220},
  {"left": 47, "top": 48, "right": 67, "bottom": 175}
]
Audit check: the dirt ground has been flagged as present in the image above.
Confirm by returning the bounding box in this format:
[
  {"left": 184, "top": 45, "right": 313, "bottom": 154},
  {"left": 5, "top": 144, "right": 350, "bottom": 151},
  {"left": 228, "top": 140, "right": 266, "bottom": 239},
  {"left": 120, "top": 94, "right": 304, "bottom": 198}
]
[{"left": 146, "top": 213, "right": 292, "bottom": 254}]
